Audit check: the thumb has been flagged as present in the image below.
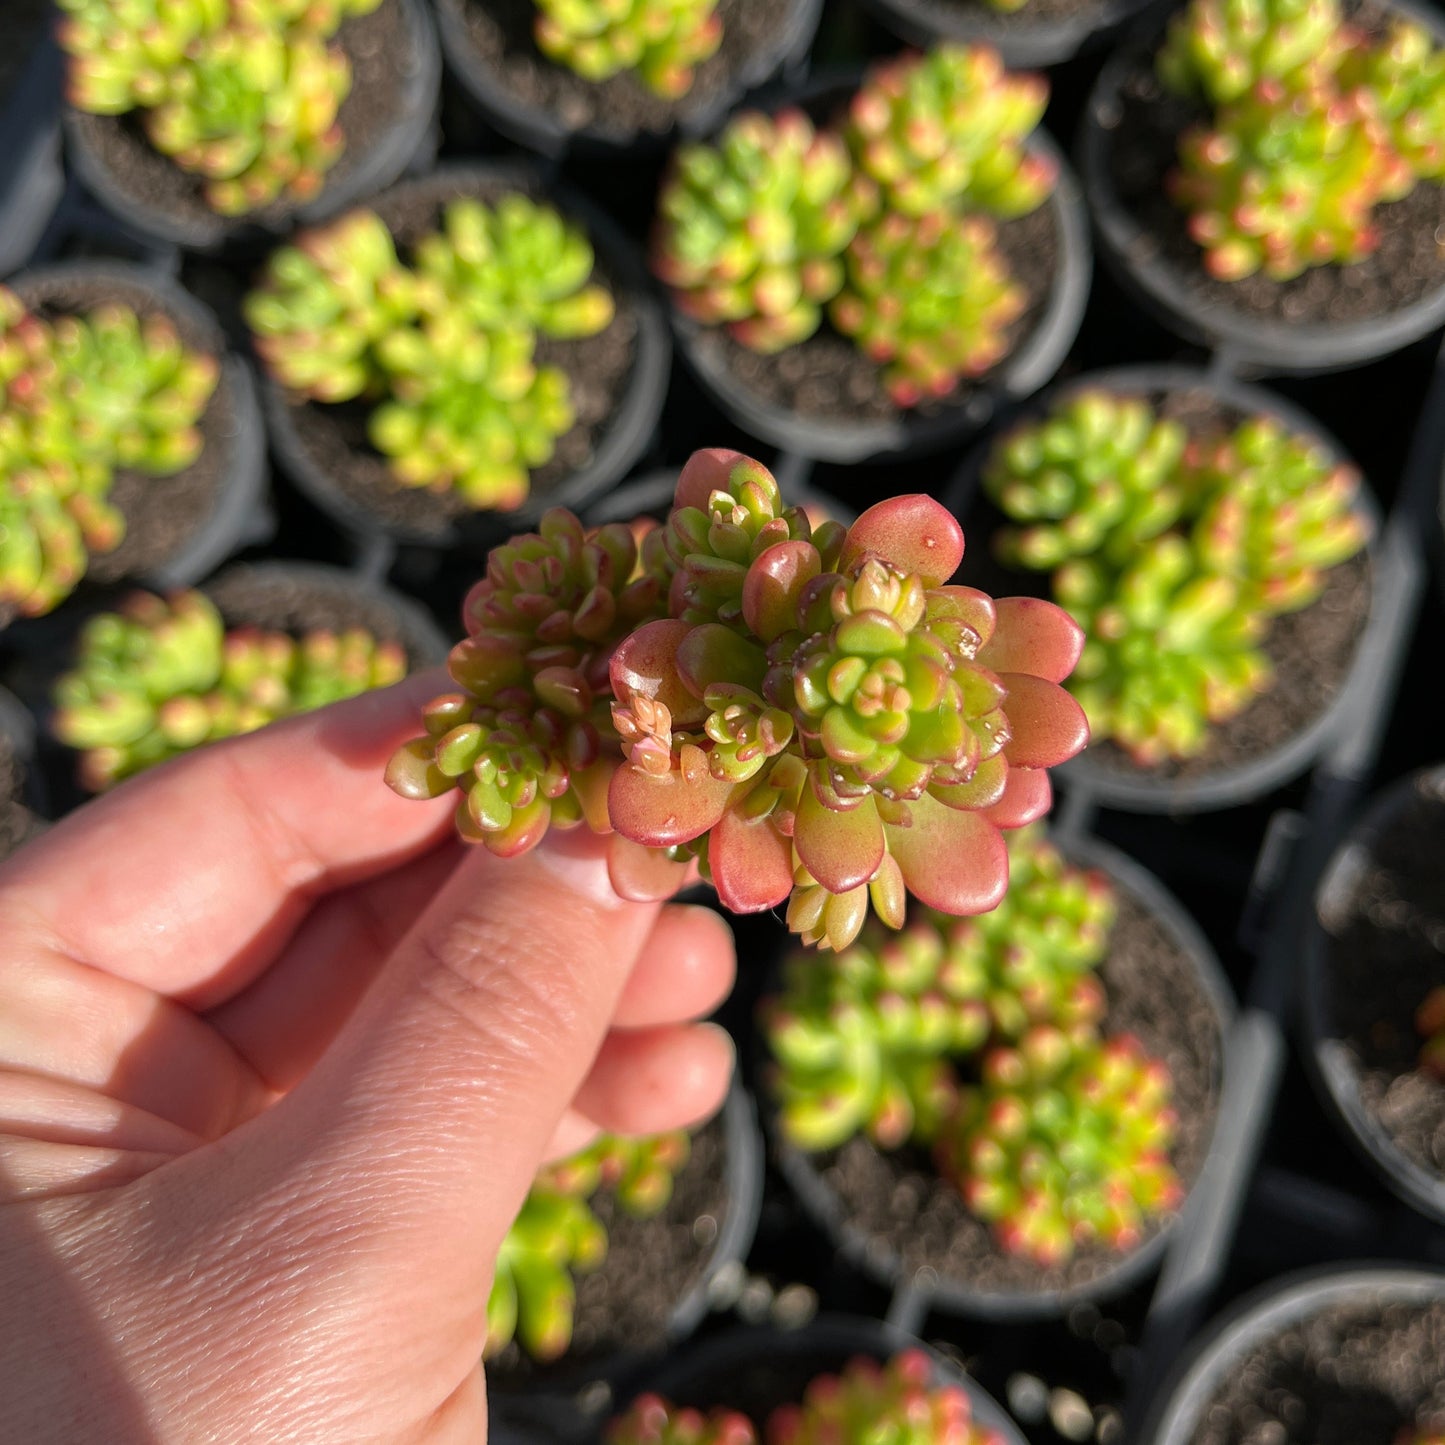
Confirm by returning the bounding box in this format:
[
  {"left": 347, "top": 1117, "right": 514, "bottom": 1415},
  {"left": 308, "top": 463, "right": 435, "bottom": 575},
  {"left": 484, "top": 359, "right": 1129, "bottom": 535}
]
[{"left": 255, "top": 828, "right": 663, "bottom": 1300}]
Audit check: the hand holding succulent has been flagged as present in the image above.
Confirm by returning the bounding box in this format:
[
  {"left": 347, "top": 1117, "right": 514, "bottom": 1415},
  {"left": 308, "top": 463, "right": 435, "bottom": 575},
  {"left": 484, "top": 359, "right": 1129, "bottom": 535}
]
[
  {"left": 386, "top": 449, "right": 1089, "bottom": 951},
  {"left": 938, "top": 1028, "right": 1182, "bottom": 1265},
  {"left": 534, "top": 0, "right": 723, "bottom": 99}
]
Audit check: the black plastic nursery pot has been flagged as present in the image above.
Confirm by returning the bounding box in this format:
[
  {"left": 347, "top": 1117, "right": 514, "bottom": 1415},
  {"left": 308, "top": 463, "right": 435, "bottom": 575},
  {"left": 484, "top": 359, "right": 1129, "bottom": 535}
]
[
  {"left": 1080, "top": 0, "right": 1445, "bottom": 374},
  {"left": 667, "top": 75, "right": 1091, "bottom": 466},
  {"left": 0, "top": 29, "right": 65, "bottom": 278},
  {"left": 1135, "top": 1265, "right": 1445, "bottom": 1445},
  {"left": 258, "top": 160, "right": 670, "bottom": 556},
  {"left": 603, "top": 1314, "right": 1026, "bottom": 1445},
  {"left": 761, "top": 833, "right": 1234, "bottom": 1323},
  {"left": 948, "top": 364, "right": 1383, "bottom": 815},
  {"left": 433, "top": 0, "right": 824, "bottom": 159},
  {"left": 0, "top": 683, "right": 45, "bottom": 863},
  {"left": 487, "top": 1082, "right": 766, "bottom": 1443},
  {"left": 1301, "top": 766, "right": 1445, "bottom": 1228},
  {"left": 61, "top": 0, "right": 441, "bottom": 254},
  {"left": 858, "top": 0, "right": 1168, "bottom": 71},
  {"left": 3, "top": 260, "right": 269, "bottom": 630}
]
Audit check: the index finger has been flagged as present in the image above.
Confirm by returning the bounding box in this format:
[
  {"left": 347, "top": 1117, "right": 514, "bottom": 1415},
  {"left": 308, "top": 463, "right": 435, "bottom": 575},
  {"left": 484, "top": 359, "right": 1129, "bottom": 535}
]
[{"left": 0, "top": 670, "right": 456, "bottom": 1008}]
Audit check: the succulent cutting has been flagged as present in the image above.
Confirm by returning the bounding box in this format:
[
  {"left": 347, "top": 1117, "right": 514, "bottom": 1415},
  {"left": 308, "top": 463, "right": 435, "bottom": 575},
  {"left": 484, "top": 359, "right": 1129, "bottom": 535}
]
[
  {"left": 1158, "top": 0, "right": 1445, "bottom": 280},
  {"left": 51, "top": 589, "right": 407, "bottom": 790},
  {"left": 58, "top": 0, "right": 382, "bottom": 216},
  {"left": 0, "top": 287, "right": 218, "bottom": 620},
  {"left": 246, "top": 193, "right": 614, "bottom": 509},
  {"left": 1418, "top": 986, "right": 1445, "bottom": 1081},
  {"left": 534, "top": 0, "right": 723, "bottom": 99},
  {"left": 385, "top": 449, "right": 1090, "bottom": 951},
  {"left": 983, "top": 389, "right": 1369, "bottom": 764},
  {"left": 486, "top": 1129, "right": 690, "bottom": 1361}
]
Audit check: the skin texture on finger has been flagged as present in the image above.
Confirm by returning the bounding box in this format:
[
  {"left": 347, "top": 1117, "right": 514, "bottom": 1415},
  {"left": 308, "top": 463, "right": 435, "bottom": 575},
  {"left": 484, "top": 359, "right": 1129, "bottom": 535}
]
[
  {"left": 0, "top": 671, "right": 456, "bottom": 1009},
  {"left": 612, "top": 904, "right": 736, "bottom": 1030},
  {"left": 569, "top": 1023, "right": 734, "bottom": 1138}
]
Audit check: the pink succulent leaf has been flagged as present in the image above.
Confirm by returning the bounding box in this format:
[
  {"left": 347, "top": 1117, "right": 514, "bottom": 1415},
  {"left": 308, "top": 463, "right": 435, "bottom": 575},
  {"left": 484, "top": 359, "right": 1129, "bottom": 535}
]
[
  {"left": 999, "top": 672, "right": 1090, "bottom": 768},
  {"left": 926, "top": 584, "right": 997, "bottom": 648},
  {"left": 977, "top": 597, "right": 1085, "bottom": 683},
  {"left": 606, "top": 834, "right": 694, "bottom": 902},
  {"left": 610, "top": 618, "right": 709, "bottom": 727},
  {"left": 980, "top": 765, "right": 1052, "bottom": 829},
  {"left": 795, "top": 784, "right": 884, "bottom": 894},
  {"left": 928, "top": 752, "right": 1009, "bottom": 811},
  {"left": 710, "top": 803, "right": 795, "bottom": 912},
  {"left": 608, "top": 761, "right": 734, "bottom": 847},
  {"left": 742, "top": 540, "right": 823, "bottom": 643},
  {"left": 673, "top": 447, "right": 752, "bottom": 510},
  {"left": 676, "top": 623, "right": 768, "bottom": 697},
  {"left": 839, "top": 495, "right": 964, "bottom": 587},
  {"left": 883, "top": 792, "right": 1008, "bottom": 915}
]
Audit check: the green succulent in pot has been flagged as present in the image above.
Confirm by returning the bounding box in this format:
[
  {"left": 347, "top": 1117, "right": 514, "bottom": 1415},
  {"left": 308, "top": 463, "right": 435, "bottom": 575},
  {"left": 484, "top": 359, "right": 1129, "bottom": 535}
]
[
  {"left": 608, "top": 1396, "right": 758, "bottom": 1445},
  {"left": 534, "top": 0, "right": 724, "bottom": 100},
  {"left": 385, "top": 448, "right": 1090, "bottom": 952},
  {"left": 1418, "top": 986, "right": 1445, "bottom": 1081}
]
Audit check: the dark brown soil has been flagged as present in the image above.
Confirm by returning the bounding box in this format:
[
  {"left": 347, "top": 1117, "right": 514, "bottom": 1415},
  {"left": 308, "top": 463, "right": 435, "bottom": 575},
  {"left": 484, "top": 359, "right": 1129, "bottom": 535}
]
[
  {"left": 66, "top": 0, "right": 415, "bottom": 231},
  {"left": 443, "top": 0, "right": 794, "bottom": 140},
  {"left": 793, "top": 881, "right": 1223, "bottom": 1300},
  {"left": 1102, "top": 14, "right": 1445, "bottom": 328},
  {"left": 9, "top": 270, "right": 238, "bottom": 594},
  {"left": 1317, "top": 772, "right": 1445, "bottom": 1182},
  {"left": 202, "top": 563, "right": 445, "bottom": 668},
  {"left": 693, "top": 200, "right": 1058, "bottom": 426},
  {"left": 274, "top": 172, "right": 639, "bottom": 539},
  {"left": 888, "top": 0, "right": 1126, "bottom": 30},
  {"left": 488, "top": 1112, "right": 731, "bottom": 1388},
  {"left": 0, "top": 746, "right": 40, "bottom": 864},
  {"left": 1189, "top": 1293, "right": 1445, "bottom": 1445}
]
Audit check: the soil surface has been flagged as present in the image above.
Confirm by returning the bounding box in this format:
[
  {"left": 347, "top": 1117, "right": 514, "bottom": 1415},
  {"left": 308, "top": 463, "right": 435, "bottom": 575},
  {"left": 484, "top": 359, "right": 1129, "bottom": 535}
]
[
  {"left": 1189, "top": 1293, "right": 1445, "bottom": 1445},
  {"left": 785, "top": 879, "right": 1224, "bottom": 1301},
  {"left": 442, "top": 0, "right": 795, "bottom": 140},
  {"left": 274, "top": 170, "right": 640, "bottom": 541},
  {"left": 1102, "top": 7, "right": 1445, "bottom": 328},
  {"left": 6, "top": 270, "right": 238, "bottom": 613},
  {"left": 488, "top": 1111, "right": 731, "bottom": 1389},
  {"left": 203, "top": 563, "right": 445, "bottom": 669},
  {"left": 884, "top": 0, "right": 1132, "bottom": 31},
  {"left": 691, "top": 199, "right": 1058, "bottom": 429},
  {"left": 66, "top": 1, "right": 416, "bottom": 233},
  {"left": 1318, "top": 772, "right": 1445, "bottom": 1182}
]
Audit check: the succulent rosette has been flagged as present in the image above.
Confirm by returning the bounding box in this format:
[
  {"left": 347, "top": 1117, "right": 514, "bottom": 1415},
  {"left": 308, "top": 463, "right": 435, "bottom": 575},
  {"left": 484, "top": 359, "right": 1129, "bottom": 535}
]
[
  {"left": 608, "top": 1397, "right": 758, "bottom": 1445},
  {"left": 387, "top": 449, "right": 1089, "bottom": 950}
]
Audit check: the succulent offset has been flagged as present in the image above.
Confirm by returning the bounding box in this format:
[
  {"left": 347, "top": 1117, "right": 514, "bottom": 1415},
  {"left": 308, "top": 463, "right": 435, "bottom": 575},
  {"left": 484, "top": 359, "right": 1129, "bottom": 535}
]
[
  {"left": 983, "top": 391, "right": 1189, "bottom": 569},
  {"left": 937, "top": 1028, "right": 1183, "bottom": 1265},
  {"left": 652, "top": 109, "right": 878, "bottom": 353},
  {"left": 984, "top": 389, "right": 1369, "bottom": 763},
  {"left": 1158, "top": 0, "right": 1445, "bottom": 280},
  {"left": 486, "top": 1129, "right": 690, "bottom": 1361},
  {"left": 767, "top": 1350, "right": 1008, "bottom": 1445},
  {"left": 386, "top": 450, "right": 1090, "bottom": 952},
  {"left": 0, "top": 287, "right": 218, "bottom": 619},
  {"left": 534, "top": 0, "right": 723, "bottom": 98},
  {"left": 246, "top": 194, "right": 613, "bottom": 509},
  {"left": 58, "top": 0, "right": 382, "bottom": 216},
  {"left": 1418, "top": 986, "right": 1445, "bottom": 1082},
  {"left": 51, "top": 589, "right": 407, "bottom": 789},
  {"left": 830, "top": 211, "right": 1026, "bottom": 408},
  {"left": 608, "top": 1397, "right": 758, "bottom": 1445}
]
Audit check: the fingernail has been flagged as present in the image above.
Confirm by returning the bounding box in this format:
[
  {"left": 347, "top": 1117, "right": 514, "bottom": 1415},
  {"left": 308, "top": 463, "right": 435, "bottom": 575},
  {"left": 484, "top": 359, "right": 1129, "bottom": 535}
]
[{"left": 534, "top": 836, "right": 626, "bottom": 909}]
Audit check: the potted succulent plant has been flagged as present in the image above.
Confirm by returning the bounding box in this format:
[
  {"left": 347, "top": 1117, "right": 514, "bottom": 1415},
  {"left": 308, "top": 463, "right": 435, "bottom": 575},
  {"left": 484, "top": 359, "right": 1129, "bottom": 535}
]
[
  {"left": 1082, "top": 0, "right": 1445, "bottom": 370},
  {"left": 487, "top": 1085, "right": 764, "bottom": 1442},
  {"left": 40, "top": 560, "right": 446, "bottom": 806},
  {"left": 604, "top": 1317, "right": 1025, "bottom": 1445},
  {"left": 58, "top": 0, "right": 441, "bottom": 252},
  {"left": 856, "top": 0, "right": 1164, "bottom": 71},
  {"left": 1302, "top": 765, "right": 1445, "bottom": 1226},
  {"left": 1, "top": 262, "right": 267, "bottom": 631},
  {"left": 248, "top": 161, "right": 670, "bottom": 551},
  {"left": 1136, "top": 1265, "right": 1445, "bottom": 1445},
  {"left": 956, "top": 365, "right": 1377, "bottom": 812},
  {"left": 0, "top": 14, "right": 65, "bottom": 277},
  {"left": 651, "top": 46, "right": 1090, "bottom": 464},
  {"left": 0, "top": 684, "right": 44, "bottom": 864},
  {"left": 433, "top": 0, "right": 824, "bottom": 158},
  {"left": 759, "top": 825, "right": 1231, "bottom": 1317},
  {"left": 381, "top": 447, "right": 1091, "bottom": 951},
  {"left": 583, "top": 466, "right": 855, "bottom": 533}
]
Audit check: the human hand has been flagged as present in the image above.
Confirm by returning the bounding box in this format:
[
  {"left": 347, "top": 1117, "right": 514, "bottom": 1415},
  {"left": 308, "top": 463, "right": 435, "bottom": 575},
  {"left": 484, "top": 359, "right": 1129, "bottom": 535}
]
[{"left": 0, "top": 673, "right": 736, "bottom": 1443}]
